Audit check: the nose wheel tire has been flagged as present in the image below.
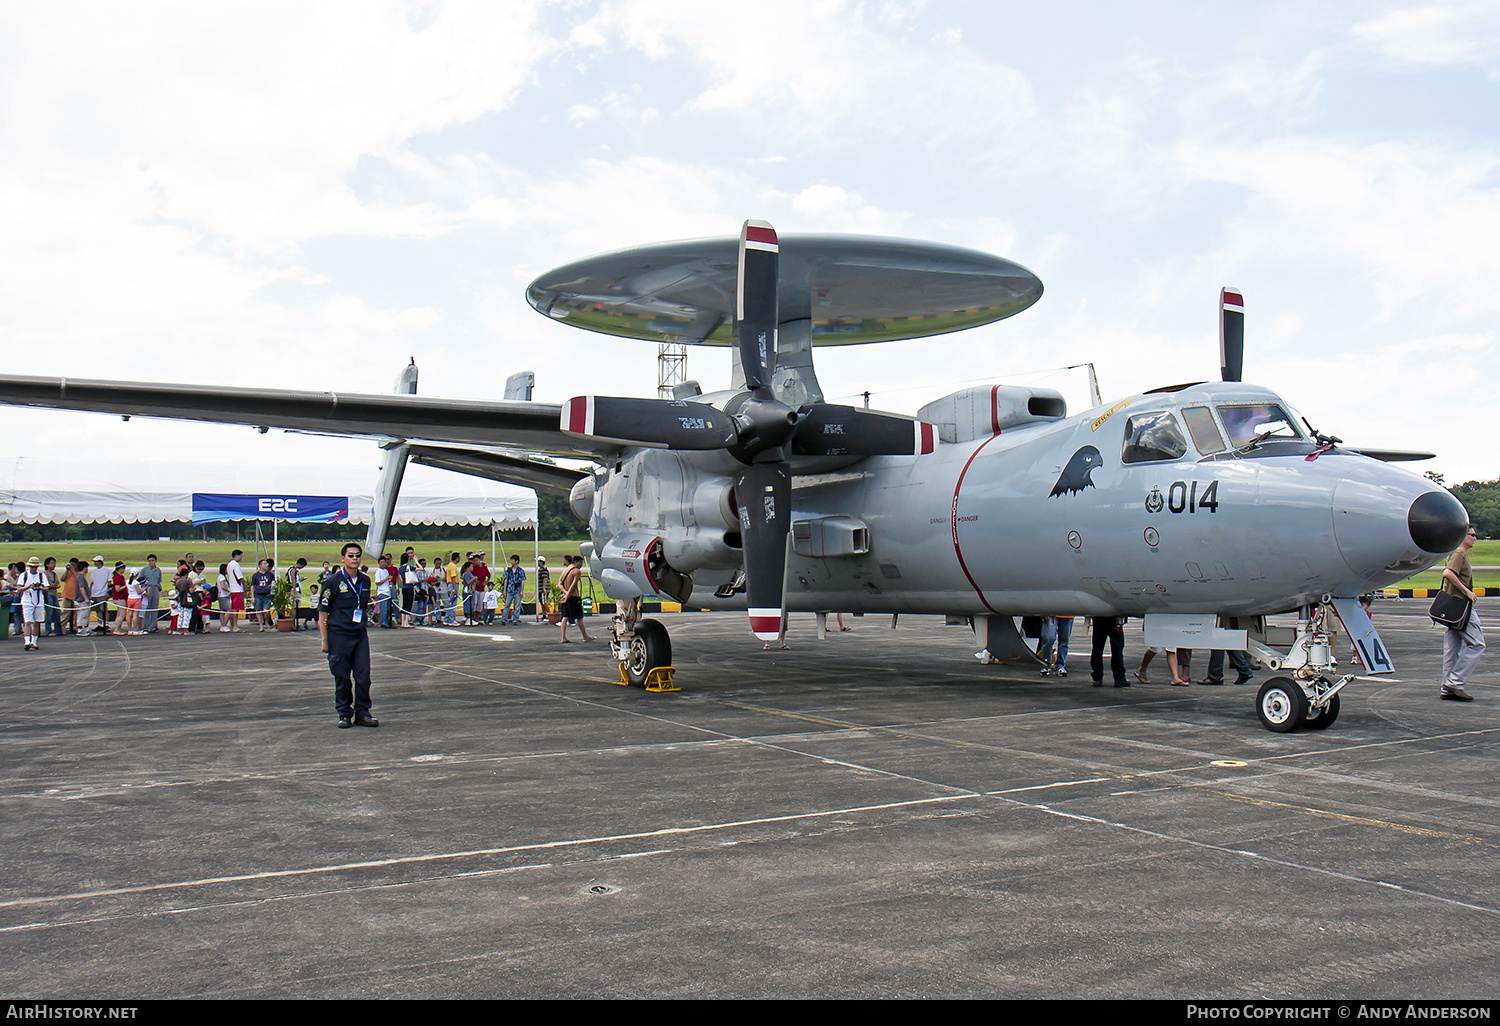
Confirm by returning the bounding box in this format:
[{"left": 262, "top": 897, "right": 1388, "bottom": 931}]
[
  {"left": 1256, "top": 676, "right": 1307, "bottom": 733},
  {"left": 1304, "top": 693, "right": 1340, "bottom": 730},
  {"left": 625, "top": 618, "right": 672, "bottom": 687}
]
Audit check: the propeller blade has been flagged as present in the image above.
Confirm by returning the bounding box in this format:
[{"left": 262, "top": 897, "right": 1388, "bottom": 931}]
[
  {"left": 792, "top": 404, "right": 937, "bottom": 457},
  {"left": 737, "top": 219, "right": 779, "bottom": 392},
  {"left": 1220, "top": 287, "right": 1244, "bottom": 382},
  {"left": 560, "top": 396, "right": 737, "bottom": 449},
  {"left": 734, "top": 462, "right": 791, "bottom": 641}
]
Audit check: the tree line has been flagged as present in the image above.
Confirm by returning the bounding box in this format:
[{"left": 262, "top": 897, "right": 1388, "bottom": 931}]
[{"left": 1442, "top": 477, "right": 1500, "bottom": 539}]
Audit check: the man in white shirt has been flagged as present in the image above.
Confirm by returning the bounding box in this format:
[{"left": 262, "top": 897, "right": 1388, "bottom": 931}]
[
  {"left": 225, "top": 549, "right": 246, "bottom": 633},
  {"left": 87, "top": 555, "right": 111, "bottom": 635},
  {"left": 17, "top": 556, "right": 47, "bottom": 650}
]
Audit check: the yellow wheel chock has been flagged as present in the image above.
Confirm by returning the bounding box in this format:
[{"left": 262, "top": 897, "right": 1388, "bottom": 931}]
[{"left": 617, "top": 663, "right": 679, "bottom": 692}]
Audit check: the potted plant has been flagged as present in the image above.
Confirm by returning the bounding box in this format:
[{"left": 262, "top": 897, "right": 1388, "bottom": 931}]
[
  {"left": 545, "top": 582, "right": 563, "bottom": 625},
  {"left": 270, "top": 576, "right": 294, "bottom": 632}
]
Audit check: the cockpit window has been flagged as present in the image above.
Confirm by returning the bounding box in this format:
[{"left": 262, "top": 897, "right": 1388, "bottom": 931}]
[
  {"left": 1218, "top": 404, "right": 1302, "bottom": 447},
  {"left": 1182, "top": 406, "right": 1226, "bottom": 455},
  {"left": 1121, "top": 411, "right": 1188, "bottom": 464}
]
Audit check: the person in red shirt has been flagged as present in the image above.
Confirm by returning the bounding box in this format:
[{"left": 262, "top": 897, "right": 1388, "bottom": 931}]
[
  {"left": 110, "top": 561, "right": 129, "bottom": 635},
  {"left": 470, "top": 556, "right": 490, "bottom": 624}
]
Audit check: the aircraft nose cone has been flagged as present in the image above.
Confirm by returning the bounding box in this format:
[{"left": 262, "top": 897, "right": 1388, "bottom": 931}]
[
  {"left": 1408, "top": 490, "right": 1469, "bottom": 553},
  {"left": 1332, "top": 469, "right": 1458, "bottom": 586}
]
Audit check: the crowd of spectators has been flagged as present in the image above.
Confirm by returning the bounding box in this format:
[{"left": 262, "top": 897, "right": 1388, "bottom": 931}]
[{"left": 2, "top": 547, "right": 575, "bottom": 643}]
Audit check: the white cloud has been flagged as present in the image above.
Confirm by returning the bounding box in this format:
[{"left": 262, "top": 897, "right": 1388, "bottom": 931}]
[
  {"left": 397, "top": 306, "right": 442, "bottom": 329},
  {"left": 574, "top": 0, "right": 1035, "bottom": 143},
  {"left": 0, "top": 1, "right": 559, "bottom": 391},
  {"left": 568, "top": 104, "right": 602, "bottom": 125},
  {"left": 789, "top": 184, "right": 907, "bottom": 233},
  {"left": 1175, "top": 137, "right": 1500, "bottom": 323},
  {"left": 0, "top": 2, "right": 556, "bottom": 252},
  {"left": 1350, "top": 3, "right": 1500, "bottom": 70}
]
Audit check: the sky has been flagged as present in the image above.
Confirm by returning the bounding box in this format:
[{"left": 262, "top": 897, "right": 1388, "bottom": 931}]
[{"left": 1, "top": 0, "right": 1496, "bottom": 485}]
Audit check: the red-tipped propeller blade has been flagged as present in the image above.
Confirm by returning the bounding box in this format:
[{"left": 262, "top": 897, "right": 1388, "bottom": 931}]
[
  {"left": 792, "top": 404, "right": 937, "bottom": 457},
  {"left": 559, "top": 396, "right": 737, "bottom": 449},
  {"left": 734, "top": 462, "right": 791, "bottom": 641},
  {"left": 737, "top": 220, "right": 779, "bottom": 393},
  {"left": 1220, "top": 287, "right": 1244, "bottom": 383}
]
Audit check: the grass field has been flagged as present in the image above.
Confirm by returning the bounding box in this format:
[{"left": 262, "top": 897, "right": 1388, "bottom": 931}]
[{"left": 1394, "top": 539, "right": 1498, "bottom": 590}]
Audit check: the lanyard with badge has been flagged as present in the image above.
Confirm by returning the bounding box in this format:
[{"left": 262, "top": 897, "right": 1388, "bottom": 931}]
[{"left": 342, "top": 568, "right": 365, "bottom": 624}]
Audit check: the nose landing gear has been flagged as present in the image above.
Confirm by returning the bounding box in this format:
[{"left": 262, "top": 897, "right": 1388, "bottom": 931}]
[{"left": 1248, "top": 602, "right": 1353, "bottom": 732}]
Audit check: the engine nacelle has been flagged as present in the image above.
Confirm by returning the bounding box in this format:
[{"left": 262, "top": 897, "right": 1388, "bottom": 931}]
[
  {"left": 659, "top": 526, "right": 743, "bottom": 570},
  {"left": 569, "top": 476, "right": 595, "bottom": 524},
  {"left": 595, "top": 533, "right": 694, "bottom": 604},
  {"left": 918, "top": 384, "right": 1066, "bottom": 443}
]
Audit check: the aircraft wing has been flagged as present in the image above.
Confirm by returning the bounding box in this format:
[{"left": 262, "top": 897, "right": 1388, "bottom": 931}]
[
  {"left": 0, "top": 374, "right": 623, "bottom": 460},
  {"left": 405, "top": 444, "right": 588, "bottom": 496}
]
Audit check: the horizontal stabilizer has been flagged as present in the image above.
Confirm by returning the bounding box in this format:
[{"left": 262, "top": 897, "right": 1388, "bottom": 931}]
[
  {"left": 1346, "top": 448, "right": 1435, "bottom": 463},
  {"left": 405, "top": 445, "right": 587, "bottom": 496}
]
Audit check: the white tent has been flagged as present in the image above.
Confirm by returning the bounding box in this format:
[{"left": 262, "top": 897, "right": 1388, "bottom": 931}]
[{"left": 0, "top": 456, "right": 536, "bottom": 530}]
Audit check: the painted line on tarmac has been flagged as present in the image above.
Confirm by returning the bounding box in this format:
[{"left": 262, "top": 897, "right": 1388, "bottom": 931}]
[
  {"left": 11, "top": 650, "right": 1488, "bottom": 928},
  {"left": 1261, "top": 725, "right": 1500, "bottom": 762},
  {"left": 1023, "top": 799, "right": 1500, "bottom": 919},
  {"left": 419, "top": 627, "right": 512, "bottom": 641},
  {"left": 1204, "top": 789, "right": 1500, "bottom": 850},
  {"left": 7, "top": 772, "right": 1497, "bottom": 928},
  {"left": 0, "top": 793, "right": 979, "bottom": 913}
]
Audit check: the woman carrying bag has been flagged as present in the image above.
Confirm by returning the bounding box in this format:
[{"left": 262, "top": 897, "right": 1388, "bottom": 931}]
[{"left": 1434, "top": 526, "right": 1484, "bottom": 702}]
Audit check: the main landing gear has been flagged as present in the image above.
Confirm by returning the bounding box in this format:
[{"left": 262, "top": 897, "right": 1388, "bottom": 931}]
[
  {"left": 1248, "top": 603, "right": 1349, "bottom": 733},
  {"left": 609, "top": 597, "right": 678, "bottom": 691}
]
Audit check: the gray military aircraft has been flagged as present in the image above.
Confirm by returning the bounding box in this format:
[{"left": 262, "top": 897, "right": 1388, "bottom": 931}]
[{"left": 0, "top": 221, "right": 1469, "bottom": 732}]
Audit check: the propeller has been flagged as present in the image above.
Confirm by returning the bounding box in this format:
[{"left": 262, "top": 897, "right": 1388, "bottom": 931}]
[
  {"left": 561, "top": 219, "right": 937, "bottom": 640},
  {"left": 1220, "top": 287, "right": 1244, "bottom": 382}
]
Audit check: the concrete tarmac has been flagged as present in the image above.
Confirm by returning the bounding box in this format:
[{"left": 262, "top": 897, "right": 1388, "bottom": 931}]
[{"left": 1, "top": 601, "right": 1496, "bottom": 999}]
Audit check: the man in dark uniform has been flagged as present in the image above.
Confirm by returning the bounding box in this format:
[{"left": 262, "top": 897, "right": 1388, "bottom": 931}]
[
  {"left": 1089, "top": 615, "right": 1129, "bottom": 687},
  {"left": 319, "top": 542, "right": 378, "bottom": 728}
]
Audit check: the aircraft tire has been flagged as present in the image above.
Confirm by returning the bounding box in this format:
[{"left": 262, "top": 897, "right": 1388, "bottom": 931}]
[
  {"left": 1256, "top": 676, "right": 1307, "bottom": 733},
  {"left": 625, "top": 618, "right": 672, "bottom": 687},
  {"left": 1304, "top": 693, "right": 1340, "bottom": 730}
]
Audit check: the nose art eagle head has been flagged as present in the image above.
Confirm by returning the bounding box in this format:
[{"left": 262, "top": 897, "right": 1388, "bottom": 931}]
[{"left": 1049, "top": 445, "right": 1103, "bottom": 497}]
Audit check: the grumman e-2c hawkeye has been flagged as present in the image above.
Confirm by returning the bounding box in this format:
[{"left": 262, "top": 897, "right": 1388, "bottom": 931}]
[{"left": 0, "top": 222, "right": 1469, "bottom": 732}]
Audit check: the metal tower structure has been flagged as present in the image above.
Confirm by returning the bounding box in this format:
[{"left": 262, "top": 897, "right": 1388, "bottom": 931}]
[{"left": 657, "top": 341, "right": 689, "bottom": 399}]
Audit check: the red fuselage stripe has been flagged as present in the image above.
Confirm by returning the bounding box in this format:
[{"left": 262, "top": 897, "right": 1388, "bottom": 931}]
[{"left": 951, "top": 434, "right": 1000, "bottom": 614}]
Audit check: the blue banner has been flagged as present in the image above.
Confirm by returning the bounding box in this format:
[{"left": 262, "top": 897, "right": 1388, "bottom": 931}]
[{"left": 191, "top": 493, "right": 349, "bottom": 525}]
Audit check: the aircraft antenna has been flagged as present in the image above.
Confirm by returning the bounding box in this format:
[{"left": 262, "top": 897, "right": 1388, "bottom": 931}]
[{"left": 1066, "top": 363, "right": 1103, "bottom": 407}]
